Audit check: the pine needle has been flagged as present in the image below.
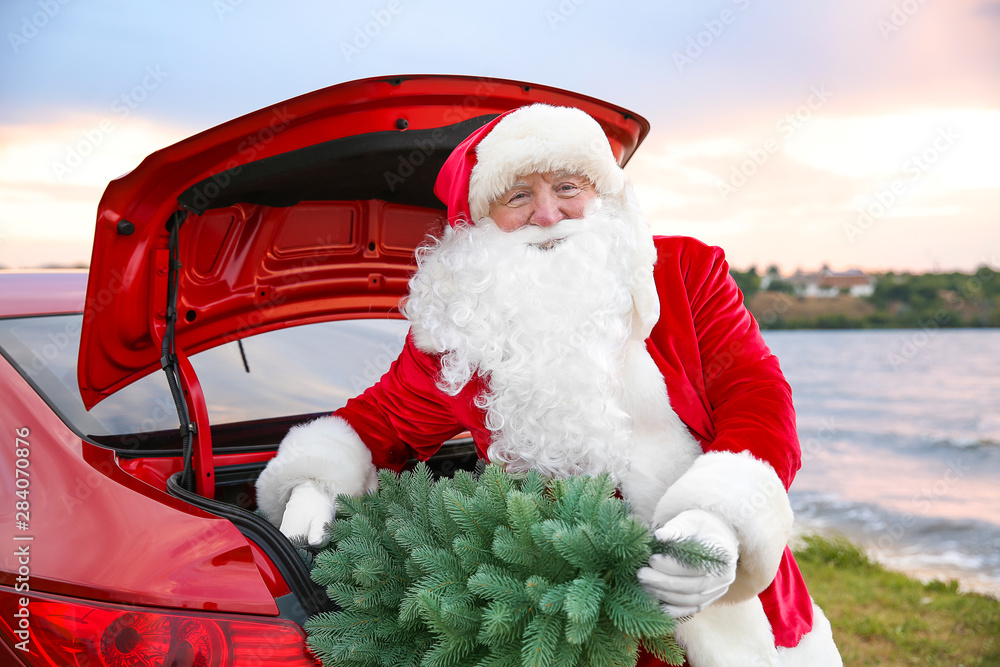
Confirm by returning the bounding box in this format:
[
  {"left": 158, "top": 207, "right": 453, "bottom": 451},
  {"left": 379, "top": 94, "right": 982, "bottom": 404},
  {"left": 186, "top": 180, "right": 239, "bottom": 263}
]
[
  {"left": 652, "top": 537, "right": 731, "bottom": 576},
  {"left": 305, "top": 464, "right": 709, "bottom": 667}
]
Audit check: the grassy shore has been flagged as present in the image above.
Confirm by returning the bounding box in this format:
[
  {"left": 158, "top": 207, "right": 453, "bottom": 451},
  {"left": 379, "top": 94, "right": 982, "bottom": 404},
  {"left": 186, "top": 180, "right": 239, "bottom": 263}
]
[{"left": 793, "top": 535, "right": 1000, "bottom": 665}]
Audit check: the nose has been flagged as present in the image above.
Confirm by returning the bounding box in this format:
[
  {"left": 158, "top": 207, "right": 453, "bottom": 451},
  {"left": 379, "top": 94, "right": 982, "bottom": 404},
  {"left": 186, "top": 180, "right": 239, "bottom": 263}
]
[{"left": 528, "top": 190, "right": 564, "bottom": 228}]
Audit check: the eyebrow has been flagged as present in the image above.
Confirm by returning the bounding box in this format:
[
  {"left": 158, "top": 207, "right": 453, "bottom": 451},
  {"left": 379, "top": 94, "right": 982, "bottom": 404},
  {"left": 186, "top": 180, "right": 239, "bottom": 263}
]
[
  {"left": 497, "top": 180, "right": 530, "bottom": 200},
  {"left": 550, "top": 171, "right": 587, "bottom": 181}
]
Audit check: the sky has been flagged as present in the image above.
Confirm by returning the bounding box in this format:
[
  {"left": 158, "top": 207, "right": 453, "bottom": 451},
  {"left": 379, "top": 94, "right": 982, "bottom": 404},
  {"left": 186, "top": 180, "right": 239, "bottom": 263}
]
[{"left": 0, "top": 0, "right": 998, "bottom": 274}]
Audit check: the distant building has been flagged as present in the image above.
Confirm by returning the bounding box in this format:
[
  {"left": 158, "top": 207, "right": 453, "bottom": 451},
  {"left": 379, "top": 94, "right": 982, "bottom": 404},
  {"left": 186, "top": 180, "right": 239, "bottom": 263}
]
[{"left": 762, "top": 265, "right": 874, "bottom": 298}]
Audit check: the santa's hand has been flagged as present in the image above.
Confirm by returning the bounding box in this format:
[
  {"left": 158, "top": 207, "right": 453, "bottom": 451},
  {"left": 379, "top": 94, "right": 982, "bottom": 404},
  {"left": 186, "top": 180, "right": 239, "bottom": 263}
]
[
  {"left": 638, "top": 509, "right": 739, "bottom": 618},
  {"left": 279, "top": 480, "right": 336, "bottom": 547}
]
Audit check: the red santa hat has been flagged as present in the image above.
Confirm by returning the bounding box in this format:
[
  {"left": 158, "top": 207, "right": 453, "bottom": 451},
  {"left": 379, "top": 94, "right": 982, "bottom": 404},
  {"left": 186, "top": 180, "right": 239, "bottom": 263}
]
[{"left": 434, "top": 104, "right": 627, "bottom": 225}]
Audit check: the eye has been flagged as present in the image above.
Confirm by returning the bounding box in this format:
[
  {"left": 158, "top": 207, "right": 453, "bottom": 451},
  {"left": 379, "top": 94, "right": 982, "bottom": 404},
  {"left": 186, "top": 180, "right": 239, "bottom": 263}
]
[
  {"left": 505, "top": 190, "right": 531, "bottom": 206},
  {"left": 556, "top": 182, "right": 582, "bottom": 196}
]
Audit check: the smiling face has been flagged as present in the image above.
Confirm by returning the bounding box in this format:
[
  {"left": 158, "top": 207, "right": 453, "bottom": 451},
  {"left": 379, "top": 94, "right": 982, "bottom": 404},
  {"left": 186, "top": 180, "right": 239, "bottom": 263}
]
[{"left": 487, "top": 171, "right": 597, "bottom": 232}]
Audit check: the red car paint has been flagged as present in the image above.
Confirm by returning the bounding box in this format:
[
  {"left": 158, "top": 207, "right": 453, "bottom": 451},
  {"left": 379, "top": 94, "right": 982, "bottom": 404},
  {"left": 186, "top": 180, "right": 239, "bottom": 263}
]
[
  {"left": 0, "top": 272, "right": 314, "bottom": 665},
  {"left": 1, "top": 75, "right": 649, "bottom": 666}
]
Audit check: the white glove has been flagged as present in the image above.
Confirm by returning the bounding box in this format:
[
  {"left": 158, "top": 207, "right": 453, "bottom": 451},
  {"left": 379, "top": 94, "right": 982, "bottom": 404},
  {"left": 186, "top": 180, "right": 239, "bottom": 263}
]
[
  {"left": 279, "top": 480, "right": 336, "bottom": 547},
  {"left": 638, "top": 509, "right": 739, "bottom": 618}
]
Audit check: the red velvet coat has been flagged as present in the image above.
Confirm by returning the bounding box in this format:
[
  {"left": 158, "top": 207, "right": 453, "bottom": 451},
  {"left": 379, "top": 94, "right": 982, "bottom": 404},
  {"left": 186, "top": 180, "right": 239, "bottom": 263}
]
[{"left": 336, "top": 235, "right": 814, "bottom": 654}]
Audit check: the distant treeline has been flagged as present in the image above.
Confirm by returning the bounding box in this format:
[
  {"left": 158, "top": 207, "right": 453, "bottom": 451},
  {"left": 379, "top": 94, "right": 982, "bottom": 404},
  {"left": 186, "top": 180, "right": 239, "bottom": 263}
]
[{"left": 730, "top": 266, "right": 1000, "bottom": 329}]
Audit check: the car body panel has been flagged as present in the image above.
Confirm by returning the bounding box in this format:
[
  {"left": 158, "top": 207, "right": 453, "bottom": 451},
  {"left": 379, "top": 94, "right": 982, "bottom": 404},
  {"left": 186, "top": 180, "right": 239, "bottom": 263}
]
[
  {"left": 78, "top": 74, "right": 649, "bottom": 409},
  {"left": 0, "top": 349, "right": 278, "bottom": 614}
]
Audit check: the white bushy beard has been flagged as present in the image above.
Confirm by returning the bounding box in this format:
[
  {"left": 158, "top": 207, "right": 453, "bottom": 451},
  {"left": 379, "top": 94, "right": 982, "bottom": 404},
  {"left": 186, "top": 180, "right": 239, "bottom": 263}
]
[{"left": 403, "top": 199, "right": 648, "bottom": 481}]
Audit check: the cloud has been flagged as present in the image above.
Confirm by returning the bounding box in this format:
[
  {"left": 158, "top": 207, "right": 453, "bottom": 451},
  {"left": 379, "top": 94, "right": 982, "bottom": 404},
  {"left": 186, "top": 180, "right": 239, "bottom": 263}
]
[
  {"left": 0, "top": 116, "right": 193, "bottom": 266},
  {"left": 1, "top": 1, "right": 996, "bottom": 271},
  {"left": 783, "top": 110, "right": 1000, "bottom": 190},
  {"left": 626, "top": 105, "right": 1000, "bottom": 272}
]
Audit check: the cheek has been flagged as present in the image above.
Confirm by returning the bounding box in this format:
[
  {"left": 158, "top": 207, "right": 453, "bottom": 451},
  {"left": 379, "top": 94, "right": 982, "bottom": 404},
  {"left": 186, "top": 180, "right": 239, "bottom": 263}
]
[
  {"left": 568, "top": 191, "right": 597, "bottom": 218},
  {"left": 567, "top": 199, "right": 591, "bottom": 219},
  {"left": 491, "top": 209, "right": 527, "bottom": 232}
]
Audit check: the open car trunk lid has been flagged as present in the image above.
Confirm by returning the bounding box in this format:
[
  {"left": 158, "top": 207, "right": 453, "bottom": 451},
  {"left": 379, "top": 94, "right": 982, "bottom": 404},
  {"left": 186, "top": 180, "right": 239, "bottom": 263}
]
[{"left": 77, "top": 74, "right": 649, "bottom": 497}]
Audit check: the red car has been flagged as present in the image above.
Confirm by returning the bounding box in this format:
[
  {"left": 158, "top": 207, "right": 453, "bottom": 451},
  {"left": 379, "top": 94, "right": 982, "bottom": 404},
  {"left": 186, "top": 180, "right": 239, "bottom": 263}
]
[{"left": 0, "top": 75, "right": 648, "bottom": 666}]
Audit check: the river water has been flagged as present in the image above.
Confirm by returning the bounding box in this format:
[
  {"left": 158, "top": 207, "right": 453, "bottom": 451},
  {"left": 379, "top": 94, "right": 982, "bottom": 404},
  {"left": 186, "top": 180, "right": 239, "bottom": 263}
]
[
  {"left": 762, "top": 329, "right": 1000, "bottom": 597},
  {"left": 62, "top": 316, "right": 998, "bottom": 595}
]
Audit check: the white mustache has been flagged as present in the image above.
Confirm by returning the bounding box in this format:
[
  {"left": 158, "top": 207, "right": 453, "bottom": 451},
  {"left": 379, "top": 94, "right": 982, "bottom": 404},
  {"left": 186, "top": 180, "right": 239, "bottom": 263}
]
[{"left": 482, "top": 198, "right": 608, "bottom": 250}]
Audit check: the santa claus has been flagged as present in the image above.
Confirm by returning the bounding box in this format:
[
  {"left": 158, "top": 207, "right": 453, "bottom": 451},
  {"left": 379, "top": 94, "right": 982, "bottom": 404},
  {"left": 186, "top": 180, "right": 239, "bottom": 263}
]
[{"left": 256, "top": 104, "right": 842, "bottom": 666}]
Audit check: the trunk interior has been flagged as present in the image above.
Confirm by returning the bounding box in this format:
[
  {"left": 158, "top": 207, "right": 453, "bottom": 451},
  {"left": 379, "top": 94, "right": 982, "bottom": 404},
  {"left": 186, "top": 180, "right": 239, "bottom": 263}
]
[{"left": 147, "top": 426, "right": 483, "bottom": 625}]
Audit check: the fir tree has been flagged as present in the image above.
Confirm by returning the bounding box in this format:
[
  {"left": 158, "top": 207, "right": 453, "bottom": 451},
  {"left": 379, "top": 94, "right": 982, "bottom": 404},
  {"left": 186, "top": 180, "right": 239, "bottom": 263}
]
[{"left": 305, "top": 464, "right": 728, "bottom": 667}]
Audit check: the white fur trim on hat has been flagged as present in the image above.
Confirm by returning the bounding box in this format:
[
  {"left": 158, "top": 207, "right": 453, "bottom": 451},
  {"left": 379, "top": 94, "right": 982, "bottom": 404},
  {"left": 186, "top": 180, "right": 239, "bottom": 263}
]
[
  {"left": 652, "top": 450, "right": 794, "bottom": 604},
  {"left": 255, "top": 415, "right": 378, "bottom": 525},
  {"left": 468, "top": 104, "right": 626, "bottom": 222}
]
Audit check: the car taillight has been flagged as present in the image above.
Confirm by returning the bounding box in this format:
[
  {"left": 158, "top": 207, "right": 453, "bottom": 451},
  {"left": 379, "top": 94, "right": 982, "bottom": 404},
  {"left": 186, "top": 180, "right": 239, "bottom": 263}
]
[{"left": 0, "top": 588, "right": 320, "bottom": 666}]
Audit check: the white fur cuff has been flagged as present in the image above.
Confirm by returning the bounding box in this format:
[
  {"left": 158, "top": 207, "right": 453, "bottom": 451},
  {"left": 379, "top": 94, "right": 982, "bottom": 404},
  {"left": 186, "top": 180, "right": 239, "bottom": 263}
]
[
  {"left": 777, "top": 602, "right": 843, "bottom": 666},
  {"left": 652, "top": 451, "right": 793, "bottom": 603},
  {"left": 255, "top": 415, "right": 378, "bottom": 526}
]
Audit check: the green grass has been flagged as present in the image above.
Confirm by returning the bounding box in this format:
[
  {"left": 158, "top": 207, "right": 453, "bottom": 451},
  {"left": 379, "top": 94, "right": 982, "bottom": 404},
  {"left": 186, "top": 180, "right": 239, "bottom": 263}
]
[{"left": 793, "top": 535, "right": 1000, "bottom": 666}]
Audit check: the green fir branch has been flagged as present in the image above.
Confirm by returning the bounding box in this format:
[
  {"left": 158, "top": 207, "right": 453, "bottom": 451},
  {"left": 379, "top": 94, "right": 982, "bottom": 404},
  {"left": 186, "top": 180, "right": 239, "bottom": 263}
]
[
  {"left": 305, "top": 463, "right": 723, "bottom": 667},
  {"left": 652, "top": 537, "right": 731, "bottom": 576}
]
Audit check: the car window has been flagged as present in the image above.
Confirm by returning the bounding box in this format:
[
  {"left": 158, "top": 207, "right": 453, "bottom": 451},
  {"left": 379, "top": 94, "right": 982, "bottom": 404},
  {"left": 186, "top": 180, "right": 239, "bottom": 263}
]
[{"left": 0, "top": 314, "right": 409, "bottom": 441}]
